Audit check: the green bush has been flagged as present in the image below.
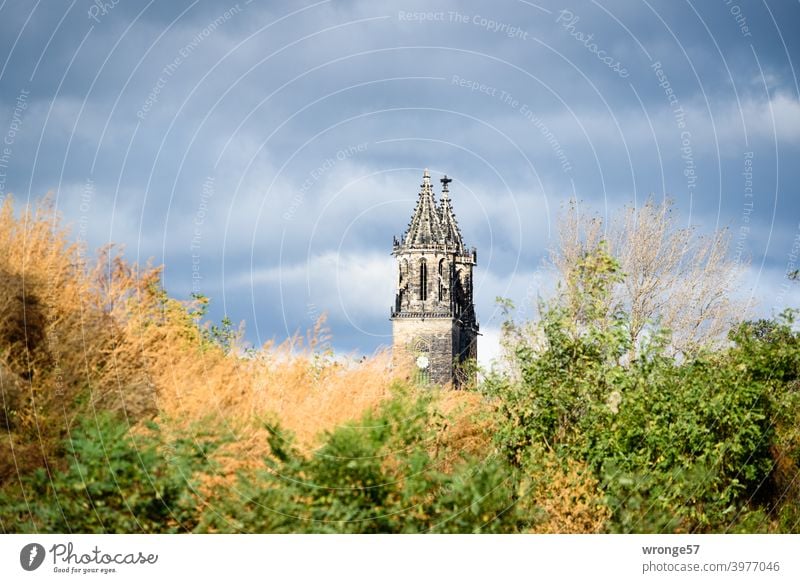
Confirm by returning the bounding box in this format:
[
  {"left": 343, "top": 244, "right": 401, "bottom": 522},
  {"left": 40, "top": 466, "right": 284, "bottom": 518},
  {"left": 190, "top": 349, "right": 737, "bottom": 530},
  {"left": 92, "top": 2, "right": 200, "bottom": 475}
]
[
  {"left": 200, "top": 389, "right": 525, "bottom": 533},
  {"left": 0, "top": 413, "right": 221, "bottom": 533},
  {"left": 485, "top": 243, "right": 800, "bottom": 533}
]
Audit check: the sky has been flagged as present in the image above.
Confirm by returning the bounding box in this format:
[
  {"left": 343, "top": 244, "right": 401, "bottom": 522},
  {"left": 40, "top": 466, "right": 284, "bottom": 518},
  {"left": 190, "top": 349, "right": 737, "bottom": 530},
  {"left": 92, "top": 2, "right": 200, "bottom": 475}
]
[{"left": 1, "top": 0, "right": 799, "bottom": 367}]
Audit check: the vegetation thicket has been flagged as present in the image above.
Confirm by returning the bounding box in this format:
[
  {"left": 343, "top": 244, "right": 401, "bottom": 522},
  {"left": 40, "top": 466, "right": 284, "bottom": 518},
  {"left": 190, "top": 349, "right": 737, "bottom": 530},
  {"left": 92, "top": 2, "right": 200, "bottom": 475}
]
[{"left": 1, "top": 196, "right": 797, "bottom": 533}]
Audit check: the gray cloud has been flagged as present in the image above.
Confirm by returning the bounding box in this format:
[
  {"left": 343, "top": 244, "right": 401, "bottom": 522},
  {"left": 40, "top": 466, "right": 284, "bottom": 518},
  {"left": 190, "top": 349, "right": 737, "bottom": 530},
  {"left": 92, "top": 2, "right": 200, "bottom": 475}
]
[{"left": 1, "top": 0, "right": 798, "bottom": 357}]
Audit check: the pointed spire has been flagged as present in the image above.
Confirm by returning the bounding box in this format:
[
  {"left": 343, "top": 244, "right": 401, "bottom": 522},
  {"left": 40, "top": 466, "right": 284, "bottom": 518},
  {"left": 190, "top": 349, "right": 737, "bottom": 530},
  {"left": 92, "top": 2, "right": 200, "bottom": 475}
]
[
  {"left": 439, "top": 175, "right": 465, "bottom": 252},
  {"left": 402, "top": 169, "right": 444, "bottom": 248}
]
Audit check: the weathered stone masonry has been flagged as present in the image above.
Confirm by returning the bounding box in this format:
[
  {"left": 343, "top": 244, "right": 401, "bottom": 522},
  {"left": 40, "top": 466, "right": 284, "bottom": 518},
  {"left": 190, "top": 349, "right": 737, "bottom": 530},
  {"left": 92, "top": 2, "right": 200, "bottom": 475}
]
[{"left": 391, "top": 170, "right": 478, "bottom": 387}]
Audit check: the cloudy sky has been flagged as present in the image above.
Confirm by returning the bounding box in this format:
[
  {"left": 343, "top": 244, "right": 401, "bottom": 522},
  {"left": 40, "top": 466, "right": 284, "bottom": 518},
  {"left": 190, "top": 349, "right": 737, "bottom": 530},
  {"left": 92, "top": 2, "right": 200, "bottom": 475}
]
[{"left": 1, "top": 0, "right": 799, "bottom": 366}]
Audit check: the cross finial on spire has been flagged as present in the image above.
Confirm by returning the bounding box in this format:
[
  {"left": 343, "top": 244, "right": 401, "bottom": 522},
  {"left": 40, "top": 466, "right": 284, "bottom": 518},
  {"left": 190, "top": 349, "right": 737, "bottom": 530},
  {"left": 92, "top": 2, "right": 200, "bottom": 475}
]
[{"left": 440, "top": 175, "right": 452, "bottom": 197}]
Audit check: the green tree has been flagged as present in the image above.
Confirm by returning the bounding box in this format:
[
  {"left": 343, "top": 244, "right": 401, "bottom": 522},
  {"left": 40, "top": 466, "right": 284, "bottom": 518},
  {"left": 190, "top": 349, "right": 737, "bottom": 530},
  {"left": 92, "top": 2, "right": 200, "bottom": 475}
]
[{"left": 486, "top": 242, "right": 798, "bottom": 533}]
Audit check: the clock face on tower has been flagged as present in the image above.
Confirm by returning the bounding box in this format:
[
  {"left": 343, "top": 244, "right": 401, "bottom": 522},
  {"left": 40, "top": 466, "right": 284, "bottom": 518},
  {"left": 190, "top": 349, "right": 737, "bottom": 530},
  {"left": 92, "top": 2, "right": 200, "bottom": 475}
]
[{"left": 416, "top": 355, "right": 430, "bottom": 370}]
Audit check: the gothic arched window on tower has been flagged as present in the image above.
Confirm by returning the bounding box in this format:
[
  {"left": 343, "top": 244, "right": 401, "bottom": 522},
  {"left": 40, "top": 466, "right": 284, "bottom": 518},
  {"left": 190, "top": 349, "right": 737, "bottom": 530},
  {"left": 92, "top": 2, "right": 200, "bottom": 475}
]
[
  {"left": 438, "top": 259, "right": 445, "bottom": 300},
  {"left": 419, "top": 258, "right": 427, "bottom": 301},
  {"left": 456, "top": 269, "right": 464, "bottom": 315},
  {"left": 399, "top": 259, "right": 408, "bottom": 291}
]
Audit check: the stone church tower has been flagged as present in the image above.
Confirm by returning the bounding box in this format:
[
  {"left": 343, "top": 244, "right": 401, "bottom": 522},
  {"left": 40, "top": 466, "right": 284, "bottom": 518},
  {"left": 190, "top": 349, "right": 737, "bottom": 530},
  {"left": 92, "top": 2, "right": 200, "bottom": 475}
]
[{"left": 391, "top": 169, "right": 478, "bottom": 387}]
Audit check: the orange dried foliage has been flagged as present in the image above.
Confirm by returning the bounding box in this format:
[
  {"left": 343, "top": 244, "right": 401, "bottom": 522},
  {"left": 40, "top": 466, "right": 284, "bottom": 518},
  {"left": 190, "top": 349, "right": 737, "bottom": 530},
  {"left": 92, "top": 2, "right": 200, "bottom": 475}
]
[
  {"left": 527, "top": 455, "right": 611, "bottom": 534},
  {"left": 0, "top": 195, "right": 402, "bottom": 483},
  {"left": 432, "top": 391, "right": 495, "bottom": 472}
]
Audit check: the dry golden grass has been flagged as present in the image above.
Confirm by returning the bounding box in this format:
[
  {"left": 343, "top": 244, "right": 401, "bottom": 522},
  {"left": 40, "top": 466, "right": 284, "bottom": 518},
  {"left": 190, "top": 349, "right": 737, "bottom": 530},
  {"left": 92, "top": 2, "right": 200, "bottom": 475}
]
[
  {"left": 527, "top": 454, "right": 611, "bottom": 534},
  {"left": 149, "top": 333, "right": 399, "bottom": 472},
  {"left": 0, "top": 196, "right": 157, "bottom": 480},
  {"left": 0, "top": 195, "right": 405, "bottom": 482},
  {"left": 432, "top": 390, "right": 495, "bottom": 472}
]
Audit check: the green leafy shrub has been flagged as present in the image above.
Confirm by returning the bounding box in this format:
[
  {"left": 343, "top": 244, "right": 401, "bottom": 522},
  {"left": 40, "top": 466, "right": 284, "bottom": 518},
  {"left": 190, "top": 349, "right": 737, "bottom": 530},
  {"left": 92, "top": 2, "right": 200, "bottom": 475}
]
[
  {"left": 0, "top": 413, "right": 221, "bottom": 533},
  {"left": 200, "top": 389, "right": 525, "bottom": 533},
  {"left": 486, "top": 242, "right": 800, "bottom": 533}
]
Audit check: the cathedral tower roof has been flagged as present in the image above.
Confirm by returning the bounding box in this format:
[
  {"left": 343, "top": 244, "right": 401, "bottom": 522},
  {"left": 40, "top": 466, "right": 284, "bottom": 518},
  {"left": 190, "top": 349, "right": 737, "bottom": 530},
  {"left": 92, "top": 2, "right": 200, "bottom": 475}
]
[
  {"left": 402, "top": 169, "right": 445, "bottom": 249},
  {"left": 437, "top": 175, "right": 465, "bottom": 253},
  {"left": 400, "top": 169, "right": 466, "bottom": 252}
]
